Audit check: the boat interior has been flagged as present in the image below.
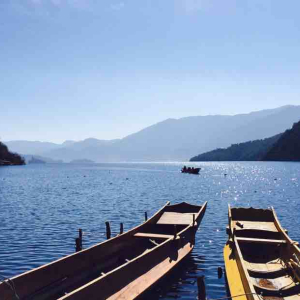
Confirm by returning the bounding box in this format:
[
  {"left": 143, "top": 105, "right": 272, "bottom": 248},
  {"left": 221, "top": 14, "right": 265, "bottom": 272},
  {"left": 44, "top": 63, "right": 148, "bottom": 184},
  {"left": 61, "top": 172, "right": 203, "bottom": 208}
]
[
  {"left": 139, "top": 202, "right": 202, "bottom": 236},
  {"left": 1, "top": 202, "right": 205, "bottom": 300},
  {"left": 231, "top": 207, "right": 300, "bottom": 300}
]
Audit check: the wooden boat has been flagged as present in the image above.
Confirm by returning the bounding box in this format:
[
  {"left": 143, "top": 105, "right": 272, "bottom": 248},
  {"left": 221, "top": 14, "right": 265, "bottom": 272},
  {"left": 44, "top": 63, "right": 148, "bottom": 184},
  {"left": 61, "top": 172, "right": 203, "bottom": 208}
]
[
  {"left": 181, "top": 167, "right": 201, "bottom": 174},
  {"left": 224, "top": 205, "right": 300, "bottom": 300},
  {"left": 0, "top": 201, "right": 207, "bottom": 300}
]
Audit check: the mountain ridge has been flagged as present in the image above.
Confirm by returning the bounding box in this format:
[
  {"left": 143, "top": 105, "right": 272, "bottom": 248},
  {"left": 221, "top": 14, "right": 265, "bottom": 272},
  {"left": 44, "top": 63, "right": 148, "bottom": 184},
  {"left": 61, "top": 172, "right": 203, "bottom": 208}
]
[
  {"left": 264, "top": 121, "right": 300, "bottom": 161},
  {"left": 190, "top": 134, "right": 282, "bottom": 161},
  {"left": 190, "top": 118, "right": 300, "bottom": 162},
  {"left": 5, "top": 105, "right": 300, "bottom": 162}
]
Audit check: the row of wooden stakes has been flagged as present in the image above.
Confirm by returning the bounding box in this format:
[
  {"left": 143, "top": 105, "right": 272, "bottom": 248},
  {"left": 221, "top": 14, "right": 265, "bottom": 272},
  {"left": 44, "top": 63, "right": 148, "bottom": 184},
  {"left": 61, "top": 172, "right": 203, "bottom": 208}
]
[
  {"left": 75, "top": 212, "right": 150, "bottom": 252},
  {"left": 75, "top": 211, "right": 197, "bottom": 252}
]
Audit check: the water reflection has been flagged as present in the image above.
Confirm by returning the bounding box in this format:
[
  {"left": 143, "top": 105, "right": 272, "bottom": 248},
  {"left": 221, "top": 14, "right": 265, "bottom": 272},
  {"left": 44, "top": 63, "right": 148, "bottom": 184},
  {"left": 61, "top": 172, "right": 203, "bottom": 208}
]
[{"left": 144, "top": 254, "right": 206, "bottom": 300}]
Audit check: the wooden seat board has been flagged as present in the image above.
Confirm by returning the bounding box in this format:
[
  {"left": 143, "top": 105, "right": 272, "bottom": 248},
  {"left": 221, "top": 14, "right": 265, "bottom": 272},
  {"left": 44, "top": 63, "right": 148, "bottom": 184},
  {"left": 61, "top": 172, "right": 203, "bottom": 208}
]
[
  {"left": 252, "top": 274, "right": 297, "bottom": 291},
  {"left": 236, "top": 237, "right": 286, "bottom": 244},
  {"left": 134, "top": 233, "right": 173, "bottom": 239},
  {"left": 157, "top": 212, "right": 194, "bottom": 225},
  {"left": 245, "top": 258, "right": 285, "bottom": 273},
  {"left": 234, "top": 221, "right": 278, "bottom": 232}
]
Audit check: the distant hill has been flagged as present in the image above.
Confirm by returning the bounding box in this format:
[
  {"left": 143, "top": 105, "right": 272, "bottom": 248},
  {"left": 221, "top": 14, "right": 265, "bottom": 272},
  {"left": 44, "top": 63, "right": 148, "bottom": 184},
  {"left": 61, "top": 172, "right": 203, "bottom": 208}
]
[
  {"left": 0, "top": 142, "right": 25, "bottom": 165},
  {"left": 23, "top": 155, "right": 63, "bottom": 164},
  {"left": 190, "top": 134, "right": 281, "bottom": 161},
  {"left": 28, "top": 157, "right": 46, "bottom": 164},
  {"left": 69, "top": 159, "right": 95, "bottom": 164},
  {"left": 264, "top": 120, "right": 300, "bottom": 161},
  {"left": 5, "top": 140, "right": 60, "bottom": 154},
  {"left": 5, "top": 105, "right": 300, "bottom": 162}
]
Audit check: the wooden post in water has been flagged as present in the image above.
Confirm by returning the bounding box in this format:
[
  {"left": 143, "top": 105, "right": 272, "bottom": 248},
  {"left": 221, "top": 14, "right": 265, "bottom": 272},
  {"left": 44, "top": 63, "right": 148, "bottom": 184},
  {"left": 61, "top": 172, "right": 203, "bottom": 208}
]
[
  {"left": 174, "top": 225, "right": 177, "bottom": 240},
  {"left": 120, "top": 223, "right": 123, "bottom": 234},
  {"left": 218, "top": 267, "right": 223, "bottom": 278},
  {"left": 197, "top": 276, "right": 206, "bottom": 300},
  {"left": 75, "top": 238, "right": 81, "bottom": 252},
  {"left": 75, "top": 228, "right": 83, "bottom": 252},
  {"left": 79, "top": 228, "right": 83, "bottom": 249},
  {"left": 106, "top": 222, "right": 111, "bottom": 240},
  {"left": 145, "top": 212, "right": 148, "bottom": 221}
]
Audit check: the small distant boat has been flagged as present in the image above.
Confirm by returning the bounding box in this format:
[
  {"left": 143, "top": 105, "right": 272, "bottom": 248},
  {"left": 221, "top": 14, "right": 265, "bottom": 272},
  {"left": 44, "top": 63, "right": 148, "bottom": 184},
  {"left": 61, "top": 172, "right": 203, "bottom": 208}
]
[
  {"left": 224, "top": 205, "right": 300, "bottom": 300},
  {"left": 0, "top": 201, "right": 207, "bottom": 300},
  {"left": 181, "top": 167, "right": 201, "bottom": 174}
]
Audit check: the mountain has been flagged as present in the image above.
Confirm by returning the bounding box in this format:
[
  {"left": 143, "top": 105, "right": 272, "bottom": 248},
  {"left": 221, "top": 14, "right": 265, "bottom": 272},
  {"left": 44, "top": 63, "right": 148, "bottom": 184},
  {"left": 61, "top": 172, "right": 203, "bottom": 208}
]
[
  {"left": 42, "top": 138, "right": 120, "bottom": 162},
  {"left": 190, "top": 134, "right": 281, "bottom": 161},
  {"left": 5, "top": 140, "right": 61, "bottom": 154},
  {"left": 5, "top": 138, "right": 120, "bottom": 162},
  {"left": 264, "top": 120, "right": 300, "bottom": 161},
  {"left": 0, "top": 142, "right": 25, "bottom": 165},
  {"left": 69, "top": 159, "right": 95, "bottom": 164},
  {"left": 5, "top": 105, "right": 300, "bottom": 162},
  {"left": 98, "top": 105, "right": 300, "bottom": 162},
  {"left": 62, "top": 140, "right": 76, "bottom": 147},
  {"left": 23, "top": 155, "right": 63, "bottom": 164},
  {"left": 28, "top": 157, "right": 46, "bottom": 164}
]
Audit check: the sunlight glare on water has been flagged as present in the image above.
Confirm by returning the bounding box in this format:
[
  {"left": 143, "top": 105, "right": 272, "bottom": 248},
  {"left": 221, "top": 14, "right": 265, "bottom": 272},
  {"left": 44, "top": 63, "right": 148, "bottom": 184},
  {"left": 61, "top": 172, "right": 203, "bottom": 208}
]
[{"left": 0, "top": 162, "right": 299, "bottom": 299}]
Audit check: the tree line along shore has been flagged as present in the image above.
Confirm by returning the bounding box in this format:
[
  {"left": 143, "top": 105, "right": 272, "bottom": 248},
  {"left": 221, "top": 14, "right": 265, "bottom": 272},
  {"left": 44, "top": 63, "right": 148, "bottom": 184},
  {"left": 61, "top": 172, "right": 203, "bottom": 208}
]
[
  {"left": 0, "top": 141, "right": 25, "bottom": 166},
  {"left": 191, "top": 120, "right": 300, "bottom": 162}
]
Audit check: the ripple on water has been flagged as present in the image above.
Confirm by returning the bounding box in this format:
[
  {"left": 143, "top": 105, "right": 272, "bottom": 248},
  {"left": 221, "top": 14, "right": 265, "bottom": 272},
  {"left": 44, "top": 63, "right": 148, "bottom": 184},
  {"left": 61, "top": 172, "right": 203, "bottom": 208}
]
[{"left": 0, "top": 162, "right": 300, "bottom": 299}]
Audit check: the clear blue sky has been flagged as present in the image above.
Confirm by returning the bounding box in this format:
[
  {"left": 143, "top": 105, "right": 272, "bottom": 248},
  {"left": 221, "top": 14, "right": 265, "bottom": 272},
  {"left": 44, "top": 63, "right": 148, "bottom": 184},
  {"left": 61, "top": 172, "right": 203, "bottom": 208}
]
[{"left": 1, "top": 0, "right": 300, "bottom": 143}]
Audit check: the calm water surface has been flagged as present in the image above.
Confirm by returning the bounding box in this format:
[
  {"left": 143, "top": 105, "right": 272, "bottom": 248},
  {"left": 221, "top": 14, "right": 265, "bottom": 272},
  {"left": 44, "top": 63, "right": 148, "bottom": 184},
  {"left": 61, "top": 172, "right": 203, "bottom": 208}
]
[{"left": 0, "top": 162, "right": 299, "bottom": 299}]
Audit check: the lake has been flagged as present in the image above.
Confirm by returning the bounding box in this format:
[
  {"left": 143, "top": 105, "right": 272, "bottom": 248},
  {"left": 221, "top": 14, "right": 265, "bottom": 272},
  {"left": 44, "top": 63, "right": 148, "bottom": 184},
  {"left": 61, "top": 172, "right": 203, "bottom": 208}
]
[{"left": 0, "top": 162, "right": 299, "bottom": 299}]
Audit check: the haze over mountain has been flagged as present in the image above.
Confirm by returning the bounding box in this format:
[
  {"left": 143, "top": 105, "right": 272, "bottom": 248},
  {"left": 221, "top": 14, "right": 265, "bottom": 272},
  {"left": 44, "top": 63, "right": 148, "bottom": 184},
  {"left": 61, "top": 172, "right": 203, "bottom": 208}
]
[{"left": 5, "top": 105, "right": 300, "bottom": 162}]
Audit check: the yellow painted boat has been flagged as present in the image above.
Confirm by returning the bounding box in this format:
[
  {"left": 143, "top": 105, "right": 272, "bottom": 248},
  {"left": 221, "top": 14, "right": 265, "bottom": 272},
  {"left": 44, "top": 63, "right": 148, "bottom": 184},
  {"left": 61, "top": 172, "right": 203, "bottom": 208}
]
[{"left": 224, "top": 205, "right": 300, "bottom": 300}]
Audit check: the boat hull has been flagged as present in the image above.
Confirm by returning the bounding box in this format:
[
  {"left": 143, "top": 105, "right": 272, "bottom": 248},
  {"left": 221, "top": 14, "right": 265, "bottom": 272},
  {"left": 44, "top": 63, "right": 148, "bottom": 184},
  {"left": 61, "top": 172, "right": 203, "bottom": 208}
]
[
  {"left": 63, "top": 227, "right": 196, "bottom": 299},
  {"left": 224, "top": 206, "right": 300, "bottom": 300},
  {"left": 181, "top": 168, "right": 201, "bottom": 175},
  {"left": 0, "top": 201, "right": 207, "bottom": 300},
  {"left": 224, "top": 242, "right": 248, "bottom": 300},
  {"left": 61, "top": 202, "right": 207, "bottom": 299}
]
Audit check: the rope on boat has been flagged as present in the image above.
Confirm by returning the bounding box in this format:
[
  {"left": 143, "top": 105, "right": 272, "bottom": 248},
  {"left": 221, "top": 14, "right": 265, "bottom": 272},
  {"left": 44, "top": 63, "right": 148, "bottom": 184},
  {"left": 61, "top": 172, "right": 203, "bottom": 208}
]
[
  {"left": 206, "top": 292, "right": 264, "bottom": 300},
  {"left": 0, "top": 274, "right": 20, "bottom": 300}
]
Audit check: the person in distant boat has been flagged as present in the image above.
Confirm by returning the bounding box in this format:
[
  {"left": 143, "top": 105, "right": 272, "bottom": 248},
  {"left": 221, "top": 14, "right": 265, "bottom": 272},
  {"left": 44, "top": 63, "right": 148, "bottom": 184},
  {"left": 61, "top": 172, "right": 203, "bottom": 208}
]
[{"left": 183, "top": 166, "right": 187, "bottom": 171}]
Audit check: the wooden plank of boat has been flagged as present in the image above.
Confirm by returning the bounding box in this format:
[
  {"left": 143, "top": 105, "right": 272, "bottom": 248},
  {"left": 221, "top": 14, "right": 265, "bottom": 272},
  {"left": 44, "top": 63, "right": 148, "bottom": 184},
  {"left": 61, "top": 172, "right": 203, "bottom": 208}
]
[
  {"left": 223, "top": 242, "right": 248, "bottom": 300},
  {"left": 0, "top": 201, "right": 207, "bottom": 300},
  {"left": 236, "top": 237, "right": 287, "bottom": 244},
  {"left": 157, "top": 212, "right": 195, "bottom": 225},
  {"left": 224, "top": 205, "right": 300, "bottom": 300},
  {"left": 233, "top": 220, "right": 278, "bottom": 232},
  {"left": 61, "top": 237, "right": 193, "bottom": 300},
  {"left": 133, "top": 232, "right": 174, "bottom": 239}
]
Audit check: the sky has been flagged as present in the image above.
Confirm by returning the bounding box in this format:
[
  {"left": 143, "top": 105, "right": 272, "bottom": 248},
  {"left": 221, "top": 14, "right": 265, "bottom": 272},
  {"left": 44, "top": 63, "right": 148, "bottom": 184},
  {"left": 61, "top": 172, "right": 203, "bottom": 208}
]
[{"left": 1, "top": 0, "right": 300, "bottom": 143}]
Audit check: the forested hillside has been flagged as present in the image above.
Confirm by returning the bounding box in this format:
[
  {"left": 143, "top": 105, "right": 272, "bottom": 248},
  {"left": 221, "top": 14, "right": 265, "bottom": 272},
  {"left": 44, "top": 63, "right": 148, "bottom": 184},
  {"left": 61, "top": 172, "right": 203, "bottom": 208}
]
[
  {"left": 0, "top": 141, "right": 25, "bottom": 165},
  {"left": 190, "top": 134, "right": 281, "bottom": 161},
  {"left": 264, "top": 121, "right": 300, "bottom": 161}
]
